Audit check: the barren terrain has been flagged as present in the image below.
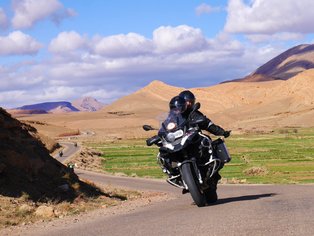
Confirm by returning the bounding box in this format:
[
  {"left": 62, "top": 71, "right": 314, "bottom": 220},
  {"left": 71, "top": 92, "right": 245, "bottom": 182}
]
[{"left": 15, "top": 69, "right": 314, "bottom": 140}]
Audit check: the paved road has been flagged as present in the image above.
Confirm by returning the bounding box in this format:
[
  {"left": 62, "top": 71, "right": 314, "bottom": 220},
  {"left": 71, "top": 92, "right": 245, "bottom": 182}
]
[
  {"left": 21, "top": 143, "right": 314, "bottom": 235},
  {"left": 54, "top": 142, "right": 80, "bottom": 163},
  {"left": 68, "top": 171, "right": 314, "bottom": 236}
]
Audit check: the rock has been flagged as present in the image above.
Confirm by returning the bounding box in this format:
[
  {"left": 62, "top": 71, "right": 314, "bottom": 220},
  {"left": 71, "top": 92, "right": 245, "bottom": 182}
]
[
  {"left": 18, "top": 204, "right": 34, "bottom": 213},
  {"left": 35, "top": 206, "right": 55, "bottom": 218}
]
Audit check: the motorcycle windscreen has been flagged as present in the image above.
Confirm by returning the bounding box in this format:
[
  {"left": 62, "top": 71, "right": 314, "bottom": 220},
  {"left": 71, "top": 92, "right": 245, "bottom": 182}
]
[{"left": 158, "top": 109, "right": 186, "bottom": 136}]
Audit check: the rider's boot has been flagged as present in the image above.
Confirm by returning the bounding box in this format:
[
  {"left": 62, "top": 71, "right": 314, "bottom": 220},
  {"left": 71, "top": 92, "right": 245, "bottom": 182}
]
[{"left": 205, "top": 172, "right": 221, "bottom": 204}]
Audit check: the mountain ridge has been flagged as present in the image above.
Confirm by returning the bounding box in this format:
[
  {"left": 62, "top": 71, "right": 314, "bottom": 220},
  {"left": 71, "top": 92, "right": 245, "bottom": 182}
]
[
  {"left": 10, "top": 97, "right": 104, "bottom": 115},
  {"left": 233, "top": 43, "right": 314, "bottom": 82}
]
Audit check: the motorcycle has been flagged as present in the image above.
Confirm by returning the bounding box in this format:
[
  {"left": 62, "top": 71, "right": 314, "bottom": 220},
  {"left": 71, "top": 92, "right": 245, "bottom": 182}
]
[{"left": 143, "top": 102, "right": 231, "bottom": 207}]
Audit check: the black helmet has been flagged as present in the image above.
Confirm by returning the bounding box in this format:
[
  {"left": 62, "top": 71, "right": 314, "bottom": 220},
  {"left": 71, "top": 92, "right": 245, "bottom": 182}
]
[
  {"left": 169, "top": 96, "right": 187, "bottom": 113},
  {"left": 179, "top": 90, "right": 195, "bottom": 107}
]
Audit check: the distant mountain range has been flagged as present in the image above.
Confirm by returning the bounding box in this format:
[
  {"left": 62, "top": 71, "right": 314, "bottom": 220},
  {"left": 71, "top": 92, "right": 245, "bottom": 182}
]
[
  {"left": 11, "top": 97, "right": 104, "bottom": 114},
  {"left": 228, "top": 44, "right": 314, "bottom": 82},
  {"left": 14, "top": 43, "right": 314, "bottom": 139}
]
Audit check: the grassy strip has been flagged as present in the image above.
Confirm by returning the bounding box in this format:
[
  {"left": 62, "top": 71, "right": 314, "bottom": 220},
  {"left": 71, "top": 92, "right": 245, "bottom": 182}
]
[{"left": 87, "top": 127, "right": 314, "bottom": 184}]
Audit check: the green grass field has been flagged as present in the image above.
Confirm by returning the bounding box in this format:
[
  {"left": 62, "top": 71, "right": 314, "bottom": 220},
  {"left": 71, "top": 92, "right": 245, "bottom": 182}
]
[{"left": 86, "top": 128, "right": 314, "bottom": 184}]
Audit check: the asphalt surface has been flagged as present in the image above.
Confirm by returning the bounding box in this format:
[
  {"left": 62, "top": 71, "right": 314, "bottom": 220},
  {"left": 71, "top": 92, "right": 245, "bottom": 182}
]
[
  {"left": 54, "top": 142, "right": 80, "bottom": 163},
  {"left": 13, "top": 142, "right": 314, "bottom": 236},
  {"left": 65, "top": 171, "right": 314, "bottom": 236}
]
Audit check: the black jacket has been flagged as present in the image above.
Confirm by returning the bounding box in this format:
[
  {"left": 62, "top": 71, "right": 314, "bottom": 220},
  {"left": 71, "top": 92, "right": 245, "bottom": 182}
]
[{"left": 184, "top": 110, "right": 225, "bottom": 136}]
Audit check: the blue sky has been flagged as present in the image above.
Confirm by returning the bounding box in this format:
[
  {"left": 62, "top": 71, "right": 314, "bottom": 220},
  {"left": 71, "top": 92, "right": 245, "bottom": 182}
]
[{"left": 1, "top": 0, "right": 314, "bottom": 108}]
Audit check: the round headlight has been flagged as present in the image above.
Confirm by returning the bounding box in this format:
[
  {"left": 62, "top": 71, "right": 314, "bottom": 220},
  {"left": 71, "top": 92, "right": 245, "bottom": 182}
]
[
  {"left": 166, "top": 133, "right": 176, "bottom": 142},
  {"left": 166, "top": 122, "right": 176, "bottom": 130}
]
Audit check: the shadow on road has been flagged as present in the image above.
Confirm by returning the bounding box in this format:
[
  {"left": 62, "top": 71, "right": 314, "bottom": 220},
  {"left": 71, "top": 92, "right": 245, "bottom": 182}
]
[{"left": 216, "top": 193, "right": 276, "bottom": 205}]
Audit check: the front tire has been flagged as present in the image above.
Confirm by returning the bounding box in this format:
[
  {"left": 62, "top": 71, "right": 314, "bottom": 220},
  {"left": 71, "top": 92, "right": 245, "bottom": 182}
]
[{"left": 181, "top": 163, "right": 206, "bottom": 207}]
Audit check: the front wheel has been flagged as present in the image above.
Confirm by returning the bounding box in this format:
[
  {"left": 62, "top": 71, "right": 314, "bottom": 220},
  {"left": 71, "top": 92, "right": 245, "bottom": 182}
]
[{"left": 181, "top": 163, "right": 206, "bottom": 207}]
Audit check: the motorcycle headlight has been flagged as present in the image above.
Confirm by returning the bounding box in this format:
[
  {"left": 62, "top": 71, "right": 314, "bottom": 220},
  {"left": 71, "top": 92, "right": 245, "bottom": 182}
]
[
  {"left": 166, "top": 122, "right": 176, "bottom": 130},
  {"left": 166, "top": 133, "right": 176, "bottom": 142}
]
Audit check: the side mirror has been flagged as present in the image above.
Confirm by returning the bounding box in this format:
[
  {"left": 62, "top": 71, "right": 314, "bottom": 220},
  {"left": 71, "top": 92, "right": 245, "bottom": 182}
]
[
  {"left": 192, "top": 102, "right": 200, "bottom": 112},
  {"left": 188, "top": 102, "right": 201, "bottom": 121},
  {"left": 143, "top": 125, "right": 157, "bottom": 131}
]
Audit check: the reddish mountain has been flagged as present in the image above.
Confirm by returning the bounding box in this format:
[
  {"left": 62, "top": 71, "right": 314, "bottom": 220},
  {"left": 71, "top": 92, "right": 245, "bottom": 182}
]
[
  {"left": 235, "top": 44, "right": 314, "bottom": 82},
  {"left": 72, "top": 97, "right": 104, "bottom": 112}
]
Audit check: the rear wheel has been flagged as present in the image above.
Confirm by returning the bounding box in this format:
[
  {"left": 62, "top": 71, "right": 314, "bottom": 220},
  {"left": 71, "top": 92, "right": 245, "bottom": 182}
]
[{"left": 181, "top": 163, "right": 206, "bottom": 207}]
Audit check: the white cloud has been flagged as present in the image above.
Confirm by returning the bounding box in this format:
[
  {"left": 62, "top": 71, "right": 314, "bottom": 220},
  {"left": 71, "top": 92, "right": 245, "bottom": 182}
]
[
  {"left": 84, "top": 89, "right": 130, "bottom": 103},
  {"left": 0, "top": 31, "right": 42, "bottom": 55},
  {"left": 224, "top": 0, "right": 314, "bottom": 35},
  {"left": 0, "top": 25, "right": 286, "bottom": 108},
  {"left": 92, "top": 33, "right": 153, "bottom": 57},
  {"left": 247, "top": 32, "right": 304, "bottom": 43},
  {"left": 39, "top": 86, "right": 76, "bottom": 101},
  {"left": 153, "top": 25, "right": 208, "bottom": 54},
  {"left": 195, "top": 3, "right": 221, "bottom": 16},
  {"left": 0, "top": 8, "right": 8, "bottom": 29},
  {"left": 0, "top": 90, "right": 26, "bottom": 108},
  {"left": 49, "top": 31, "right": 87, "bottom": 54},
  {"left": 12, "top": 0, "right": 75, "bottom": 29}
]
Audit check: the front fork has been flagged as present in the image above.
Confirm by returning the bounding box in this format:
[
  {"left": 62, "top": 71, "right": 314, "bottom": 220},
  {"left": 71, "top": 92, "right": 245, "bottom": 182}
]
[{"left": 179, "top": 158, "right": 203, "bottom": 188}]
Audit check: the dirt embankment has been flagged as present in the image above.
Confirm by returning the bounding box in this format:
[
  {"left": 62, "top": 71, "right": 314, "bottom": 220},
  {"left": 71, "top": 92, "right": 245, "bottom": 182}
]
[{"left": 0, "top": 107, "right": 130, "bottom": 228}]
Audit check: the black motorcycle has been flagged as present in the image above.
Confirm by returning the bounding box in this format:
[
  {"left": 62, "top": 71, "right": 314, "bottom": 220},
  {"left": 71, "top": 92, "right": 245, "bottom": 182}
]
[{"left": 143, "top": 103, "right": 231, "bottom": 207}]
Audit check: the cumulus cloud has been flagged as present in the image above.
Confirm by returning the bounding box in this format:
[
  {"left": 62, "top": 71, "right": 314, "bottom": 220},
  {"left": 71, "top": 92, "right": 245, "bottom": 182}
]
[
  {"left": 0, "top": 8, "right": 8, "bottom": 29},
  {"left": 153, "top": 25, "right": 208, "bottom": 54},
  {"left": 1, "top": 25, "right": 284, "bottom": 108},
  {"left": 12, "top": 0, "right": 75, "bottom": 29},
  {"left": 224, "top": 0, "right": 314, "bottom": 35},
  {"left": 0, "top": 31, "right": 42, "bottom": 55},
  {"left": 246, "top": 32, "right": 304, "bottom": 43},
  {"left": 49, "top": 31, "right": 87, "bottom": 54},
  {"left": 92, "top": 33, "right": 153, "bottom": 57},
  {"left": 195, "top": 3, "right": 221, "bottom": 16}
]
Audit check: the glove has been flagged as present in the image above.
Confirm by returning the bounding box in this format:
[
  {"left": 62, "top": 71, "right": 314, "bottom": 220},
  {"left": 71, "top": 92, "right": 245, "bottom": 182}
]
[{"left": 223, "top": 130, "right": 231, "bottom": 138}]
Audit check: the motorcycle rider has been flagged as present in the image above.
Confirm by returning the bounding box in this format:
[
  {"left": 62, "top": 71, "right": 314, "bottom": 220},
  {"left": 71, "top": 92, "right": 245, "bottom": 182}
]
[
  {"left": 179, "top": 90, "right": 231, "bottom": 201},
  {"left": 179, "top": 90, "right": 230, "bottom": 138}
]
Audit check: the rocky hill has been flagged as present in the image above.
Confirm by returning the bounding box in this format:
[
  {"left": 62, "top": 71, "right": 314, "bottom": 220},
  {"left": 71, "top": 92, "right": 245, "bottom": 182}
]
[
  {"left": 72, "top": 97, "right": 104, "bottom": 112},
  {"left": 236, "top": 44, "right": 314, "bottom": 82},
  {"left": 0, "top": 107, "right": 100, "bottom": 201}
]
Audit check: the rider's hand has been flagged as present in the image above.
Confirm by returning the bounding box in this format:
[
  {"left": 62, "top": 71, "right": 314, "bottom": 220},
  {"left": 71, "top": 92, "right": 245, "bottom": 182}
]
[{"left": 223, "top": 130, "right": 231, "bottom": 138}]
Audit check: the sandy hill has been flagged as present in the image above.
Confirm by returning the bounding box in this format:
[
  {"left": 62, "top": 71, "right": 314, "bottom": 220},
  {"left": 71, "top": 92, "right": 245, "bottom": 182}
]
[
  {"left": 236, "top": 44, "right": 314, "bottom": 82},
  {"left": 0, "top": 108, "right": 100, "bottom": 201},
  {"left": 16, "top": 81, "right": 181, "bottom": 139},
  {"left": 17, "top": 70, "right": 314, "bottom": 140},
  {"left": 194, "top": 69, "right": 314, "bottom": 130}
]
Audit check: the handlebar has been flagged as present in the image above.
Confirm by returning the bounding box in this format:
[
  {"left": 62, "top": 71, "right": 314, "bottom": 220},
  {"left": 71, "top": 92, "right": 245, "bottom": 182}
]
[{"left": 146, "top": 135, "right": 161, "bottom": 146}]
